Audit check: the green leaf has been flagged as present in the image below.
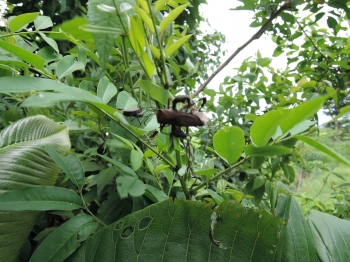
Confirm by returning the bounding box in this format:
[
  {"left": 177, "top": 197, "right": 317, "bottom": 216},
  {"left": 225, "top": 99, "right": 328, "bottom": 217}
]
[
  {"left": 138, "top": 80, "right": 173, "bottom": 105},
  {"left": 148, "top": 44, "right": 160, "bottom": 59},
  {"left": 97, "top": 76, "right": 117, "bottom": 103},
  {"left": 116, "top": 91, "right": 138, "bottom": 110},
  {"left": 29, "top": 214, "right": 98, "bottom": 262},
  {"left": 280, "top": 96, "right": 328, "bottom": 133},
  {"left": 251, "top": 96, "right": 328, "bottom": 146},
  {"left": 327, "top": 16, "right": 338, "bottom": 33},
  {"left": 160, "top": 4, "right": 189, "bottom": 33},
  {"left": 67, "top": 199, "right": 282, "bottom": 261},
  {"left": 88, "top": 0, "right": 124, "bottom": 68},
  {"left": 0, "top": 40, "right": 46, "bottom": 73},
  {"left": 135, "top": 5, "right": 154, "bottom": 33},
  {"left": 0, "top": 115, "right": 71, "bottom": 262},
  {"left": 98, "top": 155, "right": 137, "bottom": 178},
  {"left": 252, "top": 176, "right": 265, "bottom": 191},
  {"left": 207, "top": 189, "right": 224, "bottom": 205},
  {"left": 49, "top": 17, "right": 94, "bottom": 42},
  {"left": 9, "top": 12, "right": 39, "bottom": 32},
  {"left": 233, "top": 0, "right": 256, "bottom": 11},
  {"left": 274, "top": 194, "right": 317, "bottom": 261},
  {"left": 34, "top": 16, "right": 53, "bottom": 30},
  {"left": 130, "top": 144, "right": 143, "bottom": 171},
  {"left": 21, "top": 92, "right": 84, "bottom": 107},
  {"left": 56, "top": 55, "right": 85, "bottom": 79},
  {"left": 45, "top": 148, "right": 85, "bottom": 190},
  {"left": 0, "top": 76, "right": 68, "bottom": 93},
  {"left": 309, "top": 210, "right": 350, "bottom": 261},
  {"left": 251, "top": 109, "right": 289, "bottom": 146},
  {"left": 245, "top": 145, "right": 291, "bottom": 156},
  {"left": 141, "top": 48, "right": 155, "bottom": 77},
  {"left": 155, "top": 0, "right": 169, "bottom": 13},
  {"left": 111, "top": 133, "right": 134, "bottom": 149},
  {"left": 116, "top": 175, "right": 146, "bottom": 199},
  {"left": 145, "top": 184, "right": 167, "bottom": 202},
  {"left": 0, "top": 186, "right": 83, "bottom": 211},
  {"left": 272, "top": 46, "right": 283, "bottom": 57},
  {"left": 97, "top": 167, "right": 117, "bottom": 196},
  {"left": 38, "top": 32, "right": 59, "bottom": 53},
  {"left": 295, "top": 135, "right": 350, "bottom": 167},
  {"left": 129, "top": 16, "right": 145, "bottom": 55},
  {"left": 165, "top": 34, "right": 192, "bottom": 57},
  {"left": 196, "top": 168, "right": 216, "bottom": 177},
  {"left": 213, "top": 126, "right": 245, "bottom": 164},
  {"left": 280, "top": 162, "right": 295, "bottom": 183},
  {"left": 80, "top": 24, "right": 123, "bottom": 34}
]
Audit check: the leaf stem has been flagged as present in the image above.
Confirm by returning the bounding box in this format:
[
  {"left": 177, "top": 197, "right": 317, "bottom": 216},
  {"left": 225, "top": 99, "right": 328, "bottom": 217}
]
[
  {"left": 147, "top": 0, "right": 170, "bottom": 88},
  {"left": 191, "top": 157, "right": 247, "bottom": 195}
]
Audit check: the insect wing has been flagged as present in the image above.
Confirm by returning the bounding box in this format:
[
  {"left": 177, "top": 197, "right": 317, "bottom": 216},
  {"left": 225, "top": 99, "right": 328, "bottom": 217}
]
[{"left": 173, "top": 111, "right": 202, "bottom": 127}]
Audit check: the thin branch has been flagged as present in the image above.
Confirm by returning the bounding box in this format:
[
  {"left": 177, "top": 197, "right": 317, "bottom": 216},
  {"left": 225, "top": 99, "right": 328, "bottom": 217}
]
[
  {"left": 296, "top": 20, "right": 327, "bottom": 61},
  {"left": 192, "top": 2, "right": 291, "bottom": 97}
]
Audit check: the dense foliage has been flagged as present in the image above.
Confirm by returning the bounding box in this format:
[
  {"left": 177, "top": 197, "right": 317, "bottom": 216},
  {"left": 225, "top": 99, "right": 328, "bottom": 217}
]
[{"left": 1, "top": 0, "right": 350, "bottom": 261}]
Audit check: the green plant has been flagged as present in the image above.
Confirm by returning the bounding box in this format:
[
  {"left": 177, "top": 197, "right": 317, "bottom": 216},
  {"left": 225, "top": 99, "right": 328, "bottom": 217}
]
[{"left": 1, "top": 0, "right": 350, "bottom": 261}]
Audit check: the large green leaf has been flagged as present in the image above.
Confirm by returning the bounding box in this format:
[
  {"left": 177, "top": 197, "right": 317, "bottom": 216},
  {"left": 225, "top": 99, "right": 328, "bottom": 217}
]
[
  {"left": 88, "top": 0, "right": 125, "bottom": 68},
  {"left": 0, "top": 40, "right": 47, "bottom": 73},
  {"left": 138, "top": 80, "right": 173, "bottom": 106},
  {"left": 0, "top": 186, "right": 83, "bottom": 211},
  {"left": 295, "top": 135, "right": 350, "bottom": 167},
  {"left": 308, "top": 210, "right": 350, "bottom": 261},
  {"left": 29, "top": 214, "right": 99, "bottom": 262},
  {"left": 274, "top": 194, "right": 317, "bottom": 262},
  {"left": 46, "top": 148, "right": 85, "bottom": 190},
  {"left": 9, "top": 12, "right": 40, "bottom": 32},
  {"left": 213, "top": 126, "right": 245, "bottom": 164},
  {"left": 67, "top": 199, "right": 282, "bottom": 261},
  {"left": 251, "top": 96, "right": 328, "bottom": 146},
  {"left": 0, "top": 76, "right": 69, "bottom": 93},
  {"left": 244, "top": 145, "right": 291, "bottom": 156},
  {"left": 0, "top": 116, "right": 70, "bottom": 262}
]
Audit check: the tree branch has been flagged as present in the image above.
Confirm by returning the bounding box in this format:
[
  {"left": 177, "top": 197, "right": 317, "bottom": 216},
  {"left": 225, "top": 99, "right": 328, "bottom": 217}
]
[{"left": 192, "top": 2, "right": 291, "bottom": 98}]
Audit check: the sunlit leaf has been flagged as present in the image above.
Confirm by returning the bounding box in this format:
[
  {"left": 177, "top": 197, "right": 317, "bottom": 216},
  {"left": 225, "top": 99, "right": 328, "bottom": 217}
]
[
  {"left": 213, "top": 126, "right": 245, "bottom": 164},
  {"left": 159, "top": 4, "right": 189, "bottom": 33}
]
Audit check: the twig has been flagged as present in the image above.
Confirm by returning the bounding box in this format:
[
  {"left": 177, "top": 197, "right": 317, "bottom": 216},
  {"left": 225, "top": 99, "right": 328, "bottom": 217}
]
[
  {"left": 296, "top": 20, "right": 327, "bottom": 61},
  {"left": 192, "top": 2, "right": 292, "bottom": 97}
]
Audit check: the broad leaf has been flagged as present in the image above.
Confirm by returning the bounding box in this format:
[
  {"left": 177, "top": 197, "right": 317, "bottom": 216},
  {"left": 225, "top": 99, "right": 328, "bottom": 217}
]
[
  {"left": 116, "top": 175, "right": 146, "bottom": 199},
  {"left": 213, "top": 126, "right": 245, "bottom": 164},
  {"left": 9, "top": 12, "right": 39, "bottom": 32},
  {"left": 56, "top": 55, "right": 85, "bottom": 79},
  {"left": 67, "top": 199, "right": 282, "bottom": 261},
  {"left": 0, "top": 40, "right": 47, "bottom": 73},
  {"left": 244, "top": 145, "right": 291, "bottom": 156},
  {"left": 165, "top": 34, "right": 192, "bottom": 57},
  {"left": 0, "top": 116, "right": 70, "bottom": 261},
  {"left": 138, "top": 80, "right": 173, "bottom": 105},
  {"left": 29, "top": 215, "right": 99, "bottom": 262},
  {"left": 88, "top": 0, "right": 125, "bottom": 68},
  {"left": 308, "top": 210, "right": 350, "bottom": 261},
  {"left": 295, "top": 135, "right": 350, "bottom": 167},
  {"left": 34, "top": 16, "right": 53, "bottom": 30},
  {"left": 0, "top": 186, "right": 83, "bottom": 211},
  {"left": 159, "top": 4, "right": 189, "bottom": 33},
  {"left": 97, "top": 76, "right": 117, "bottom": 103},
  {"left": 274, "top": 194, "right": 317, "bottom": 262},
  {"left": 46, "top": 148, "right": 85, "bottom": 190}
]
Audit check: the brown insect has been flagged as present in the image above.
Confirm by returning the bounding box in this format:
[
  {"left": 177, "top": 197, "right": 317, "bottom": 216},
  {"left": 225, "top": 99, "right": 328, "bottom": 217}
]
[{"left": 156, "top": 96, "right": 209, "bottom": 138}]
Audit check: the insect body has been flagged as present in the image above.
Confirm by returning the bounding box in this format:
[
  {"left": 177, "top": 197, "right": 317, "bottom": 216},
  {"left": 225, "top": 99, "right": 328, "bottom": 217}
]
[{"left": 156, "top": 95, "right": 209, "bottom": 138}]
